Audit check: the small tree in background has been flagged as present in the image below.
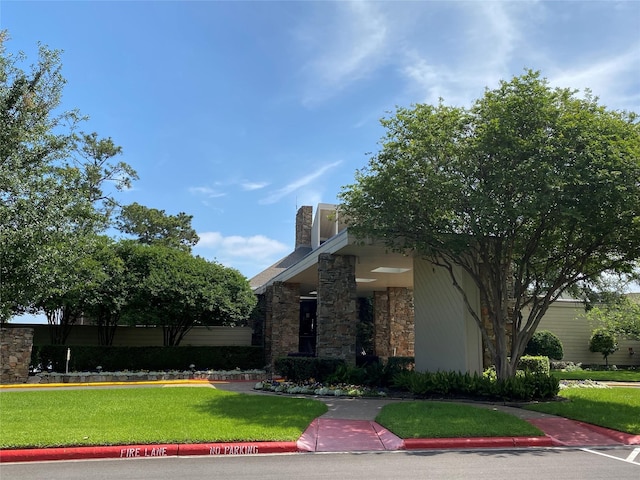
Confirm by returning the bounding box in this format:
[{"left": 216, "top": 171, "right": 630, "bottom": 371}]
[
  {"left": 589, "top": 328, "right": 618, "bottom": 367},
  {"left": 586, "top": 297, "right": 640, "bottom": 342},
  {"left": 524, "top": 330, "right": 564, "bottom": 360}
]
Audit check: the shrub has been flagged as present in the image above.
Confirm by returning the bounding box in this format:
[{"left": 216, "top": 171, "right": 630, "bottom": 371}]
[
  {"left": 391, "top": 369, "right": 559, "bottom": 401},
  {"left": 274, "top": 357, "right": 345, "bottom": 383},
  {"left": 524, "top": 330, "right": 564, "bottom": 360},
  {"left": 518, "top": 355, "right": 550, "bottom": 375}
]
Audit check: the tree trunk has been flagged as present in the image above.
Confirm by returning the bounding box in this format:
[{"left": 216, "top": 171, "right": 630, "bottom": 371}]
[{"left": 97, "top": 314, "right": 119, "bottom": 346}]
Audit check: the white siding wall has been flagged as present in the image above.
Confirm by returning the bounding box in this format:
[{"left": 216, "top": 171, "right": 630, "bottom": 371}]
[
  {"left": 414, "top": 258, "right": 482, "bottom": 373},
  {"left": 530, "top": 301, "right": 640, "bottom": 367}
]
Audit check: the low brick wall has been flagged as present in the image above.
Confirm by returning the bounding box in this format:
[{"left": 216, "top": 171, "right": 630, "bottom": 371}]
[
  {"left": 1, "top": 327, "right": 34, "bottom": 384},
  {"left": 27, "top": 370, "right": 268, "bottom": 384}
]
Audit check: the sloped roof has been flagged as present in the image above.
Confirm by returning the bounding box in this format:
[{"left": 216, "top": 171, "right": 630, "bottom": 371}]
[{"left": 249, "top": 246, "right": 313, "bottom": 291}]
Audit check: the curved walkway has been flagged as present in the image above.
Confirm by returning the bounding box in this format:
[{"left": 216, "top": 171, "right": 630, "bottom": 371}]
[{"left": 217, "top": 381, "right": 640, "bottom": 452}]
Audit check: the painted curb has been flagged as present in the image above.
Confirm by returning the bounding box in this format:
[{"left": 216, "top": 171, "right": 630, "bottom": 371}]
[
  {"left": 573, "top": 421, "right": 640, "bottom": 446},
  {"left": 402, "top": 436, "right": 554, "bottom": 450},
  {"left": 0, "top": 441, "right": 299, "bottom": 463},
  {"left": 0, "top": 380, "right": 218, "bottom": 389}
]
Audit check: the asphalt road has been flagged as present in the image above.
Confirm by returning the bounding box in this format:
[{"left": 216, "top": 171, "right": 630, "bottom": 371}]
[{"left": 2, "top": 447, "right": 639, "bottom": 480}]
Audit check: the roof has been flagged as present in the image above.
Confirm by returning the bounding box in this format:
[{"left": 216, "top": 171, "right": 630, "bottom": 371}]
[{"left": 249, "top": 246, "right": 312, "bottom": 291}]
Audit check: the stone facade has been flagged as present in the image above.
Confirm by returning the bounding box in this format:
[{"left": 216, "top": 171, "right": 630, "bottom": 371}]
[
  {"left": 317, "top": 253, "right": 357, "bottom": 365},
  {"left": 374, "top": 288, "right": 414, "bottom": 359},
  {"left": 374, "top": 291, "right": 390, "bottom": 357},
  {"left": 265, "top": 282, "right": 300, "bottom": 366},
  {"left": 389, "top": 287, "right": 415, "bottom": 357},
  {"left": 295, "top": 206, "right": 313, "bottom": 248},
  {"left": 1, "top": 327, "right": 34, "bottom": 384}
]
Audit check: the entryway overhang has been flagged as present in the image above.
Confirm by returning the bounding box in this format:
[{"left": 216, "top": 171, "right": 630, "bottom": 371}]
[{"left": 252, "top": 229, "right": 415, "bottom": 297}]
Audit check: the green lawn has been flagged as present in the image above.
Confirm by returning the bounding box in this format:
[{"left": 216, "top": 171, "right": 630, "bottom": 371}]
[
  {"left": 375, "top": 401, "right": 543, "bottom": 439},
  {"left": 525, "top": 387, "right": 640, "bottom": 434},
  {"left": 553, "top": 370, "right": 640, "bottom": 382},
  {"left": 0, "top": 387, "right": 327, "bottom": 449}
]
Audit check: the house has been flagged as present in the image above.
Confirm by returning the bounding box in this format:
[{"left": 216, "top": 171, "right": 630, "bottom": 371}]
[
  {"left": 250, "top": 205, "right": 484, "bottom": 373},
  {"left": 251, "top": 205, "right": 640, "bottom": 373}
]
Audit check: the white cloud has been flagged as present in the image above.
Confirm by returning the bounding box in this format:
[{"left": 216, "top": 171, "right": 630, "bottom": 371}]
[
  {"left": 196, "top": 232, "right": 289, "bottom": 261},
  {"left": 194, "top": 232, "right": 290, "bottom": 277},
  {"left": 548, "top": 44, "right": 640, "bottom": 112},
  {"left": 194, "top": 232, "right": 290, "bottom": 278},
  {"left": 298, "top": 1, "right": 390, "bottom": 105},
  {"left": 188, "top": 186, "right": 226, "bottom": 198},
  {"left": 241, "top": 181, "right": 269, "bottom": 191},
  {"left": 259, "top": 161, "right": 341, "bottom": 205}
]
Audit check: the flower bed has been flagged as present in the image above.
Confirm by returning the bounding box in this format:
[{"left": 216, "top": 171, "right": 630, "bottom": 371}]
[{"left": 254, "top": 380, "right": 388, "bottom": 397}]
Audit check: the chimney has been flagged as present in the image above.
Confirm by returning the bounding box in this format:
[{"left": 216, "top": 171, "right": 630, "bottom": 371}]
[{"left": 295, "top": 206, "right": 312, "bottom": 249}]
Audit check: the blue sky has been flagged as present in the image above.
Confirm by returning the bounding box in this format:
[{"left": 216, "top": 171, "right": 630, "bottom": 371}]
[{"left": 2, "top": 0, "right": 639, "bottom": 282}]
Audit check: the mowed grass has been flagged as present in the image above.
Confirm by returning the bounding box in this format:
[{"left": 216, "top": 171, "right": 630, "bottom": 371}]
[
  {"left": 0, "top": 387, "right": 327, "bottom": 449},
  {"left": 524, "top": 387, "right": 640, "bottom": 434},
  {"left": 552, "top": 370, "right": 640, "bottom": 382},
  {"left": 375, "top": 401, "right": 543, "bottom": 439}
]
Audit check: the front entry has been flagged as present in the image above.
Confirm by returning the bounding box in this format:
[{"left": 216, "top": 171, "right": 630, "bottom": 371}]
[{"left": 299, "top": 300, "right": 317, "bottom": 355}]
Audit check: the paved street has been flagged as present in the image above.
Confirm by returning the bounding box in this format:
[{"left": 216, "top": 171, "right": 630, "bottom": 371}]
[{"left": 1, "top": 448, "right": 639, "bottom": 480}]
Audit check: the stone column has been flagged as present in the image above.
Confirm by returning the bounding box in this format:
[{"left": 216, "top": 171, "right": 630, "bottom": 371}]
[
  {"left": 374, "top": 290, "right": 391, "bottom": 358},
  {"left": 267, "top": 282, "right": 300, "bottom": 367},
  {"left": 389, "top": 287, "right": 415, "bottom": 357},
  {"left": 317, "top": 253, "right": 357, "bottom": 365},
  {"left": 1, "top": 327, "right": 34, "bottom": 384},
  {"left": 374, "top": 288, "right": 414, "bottom": 360}
]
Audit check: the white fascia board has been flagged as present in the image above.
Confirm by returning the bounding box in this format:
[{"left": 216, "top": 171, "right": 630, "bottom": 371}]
[{"left": 254, "top": 228, "right": 351, "bottom": 295}]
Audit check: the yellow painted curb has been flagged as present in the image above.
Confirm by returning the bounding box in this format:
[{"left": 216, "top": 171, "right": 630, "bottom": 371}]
[{"left": 0, "top": 379, "right": 229, "bottom": 389}]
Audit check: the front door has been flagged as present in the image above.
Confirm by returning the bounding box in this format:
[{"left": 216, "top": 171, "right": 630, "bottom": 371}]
[{"left": 299, "top": 300, "right": 317, "bottom": 355}]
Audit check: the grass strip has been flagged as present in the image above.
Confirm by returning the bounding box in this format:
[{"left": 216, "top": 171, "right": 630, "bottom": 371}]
[
  {"left": 0, "top": 387, "right": 327, "bottom": 449},
  {"left": 552, "top": 370, "right": 640, "bottom": 382},
  {"left": 524, "top": 387, "right": 640, "bottom": 434},
  {"left": 375, "top": 401, "right": 543, "bottom": 439}
]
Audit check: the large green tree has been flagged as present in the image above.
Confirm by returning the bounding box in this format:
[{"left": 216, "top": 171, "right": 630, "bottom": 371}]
[
  {"left": 1, "top": 32, "right": 83, "bottom": 320},
  {"left": 0, "top": 33, "right": 136, "bottom": 322},
  {"left": 119, "top": 243, "right": 256, "bottom": 346},
  {"left": 80, "top": 237, "right": 130, "bottom": 346},
  {"left": 117, "top": 202, "right": 199, "bottom": 252},
  {"left": 340, "top": 71, "right": 640, "bottom": 379}
]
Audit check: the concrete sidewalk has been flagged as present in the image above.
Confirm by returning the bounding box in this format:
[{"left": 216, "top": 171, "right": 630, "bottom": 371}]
[{"left": 1, "top": 380, "right": 639, "bottom": 462}]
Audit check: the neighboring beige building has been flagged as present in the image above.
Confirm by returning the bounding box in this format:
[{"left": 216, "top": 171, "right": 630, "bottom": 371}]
[{"left": 533, "top": 300, "right": 640, "bottom": 367}]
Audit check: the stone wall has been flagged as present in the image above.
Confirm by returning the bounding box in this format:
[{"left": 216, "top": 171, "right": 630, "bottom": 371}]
[
  {"left": 1, "top": 327, "right": 34, "bottom": 384},
  {"left": 374, "top": 288, "right": 414, "bottom": 359},
  {"left": 374, "top": 291, "right": 391, "bottom": 358},
  {"left": 389, "top": 287, "right": 415, "bottom": 357},
  {"left": 317, "top": 253, "right": 357, "bottom": 365},
  {"left": 266, "top": 282, "right": 300, "bottom": 366},
  {"left": 27, "top": 370, "right": 267, "bottom": 384}
]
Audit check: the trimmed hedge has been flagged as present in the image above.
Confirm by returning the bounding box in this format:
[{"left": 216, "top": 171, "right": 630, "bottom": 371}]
[
  {"left": 31, "top": 345, "right": 264, "bottom": 372},
  {"left": 274, "top": 357, "right": 346, "bottom": 383},
  {"left": 392, "top": 369, "right": 560, "bottom": 401},
  {"left": 518, "top": 355, "right": 551, "bottom": 375}
]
